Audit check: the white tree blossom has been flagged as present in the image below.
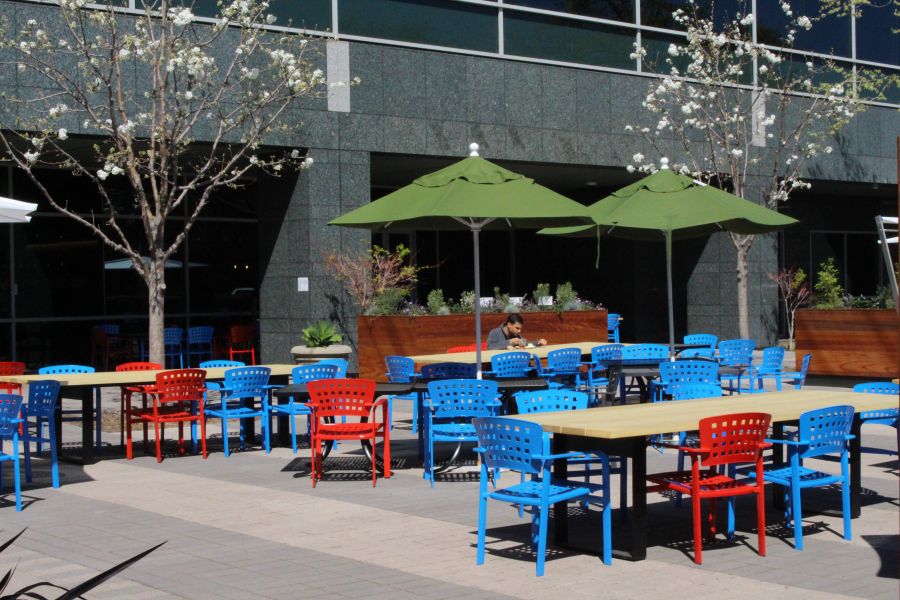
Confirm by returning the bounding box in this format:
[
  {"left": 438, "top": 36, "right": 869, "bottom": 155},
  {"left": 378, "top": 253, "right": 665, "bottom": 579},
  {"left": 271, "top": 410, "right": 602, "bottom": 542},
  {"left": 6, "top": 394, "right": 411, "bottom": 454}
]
[{"left": 0, "top": 0, "right": 338, "bottom": 362}]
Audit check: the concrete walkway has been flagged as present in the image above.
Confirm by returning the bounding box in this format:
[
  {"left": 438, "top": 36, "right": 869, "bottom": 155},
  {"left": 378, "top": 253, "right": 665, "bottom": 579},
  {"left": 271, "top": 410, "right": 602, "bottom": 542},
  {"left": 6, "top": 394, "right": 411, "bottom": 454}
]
[{"left": 1, "top": 385, "right": 897, "bottom": 599}]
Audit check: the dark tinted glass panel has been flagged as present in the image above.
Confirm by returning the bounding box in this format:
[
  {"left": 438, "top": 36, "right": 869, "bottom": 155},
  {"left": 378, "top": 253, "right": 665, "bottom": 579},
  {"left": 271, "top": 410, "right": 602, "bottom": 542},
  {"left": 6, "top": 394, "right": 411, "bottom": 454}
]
[
  {"left": 505, "top": 12, "right": 634, "bottom": 69},
  {"left": 184, "top": 0, "right": 331, "bottom": 29},
  {"left": 188, "top": 221, "right": 259, "bottom": 314},
  {"left": 856, "top": 2, "right": 899, "bottom": 65},
  {"left": 506, "top": 0, "right": 635, "bottom": 23},
  {"left": 858, "top": 67, "right": 900, "bottom": 104},
  {"left": 339, "top": 0, "right": 498, "bottom": 52},
  {"left": 757, "top": 0, "right": 850, "bottom": 57},
  {"left": 0, "top": 225, "right": 9, "bottom": 320},
  {"left": 845, "top": 233, "right": 880, "bottom": 295},
  {"left": 640, "top": 31, "right": 690, "bottom": 73},
  {"left": 641, "top": 0, "right": 747, "bottom": 29}
]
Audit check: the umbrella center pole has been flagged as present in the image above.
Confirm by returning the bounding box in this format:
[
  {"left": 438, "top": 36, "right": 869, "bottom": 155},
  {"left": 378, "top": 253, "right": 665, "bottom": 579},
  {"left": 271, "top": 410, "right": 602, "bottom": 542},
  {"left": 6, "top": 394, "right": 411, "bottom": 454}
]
[{"left": 473, "top": 225, "right": 483, "bottom": 379}]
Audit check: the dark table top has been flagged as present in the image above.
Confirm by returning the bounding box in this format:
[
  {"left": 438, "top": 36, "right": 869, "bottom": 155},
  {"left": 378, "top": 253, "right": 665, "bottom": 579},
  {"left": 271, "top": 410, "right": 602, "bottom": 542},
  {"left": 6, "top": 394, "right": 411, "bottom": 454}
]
[{"left": 272, "top": 377, "right": 549, "bottom": 399}]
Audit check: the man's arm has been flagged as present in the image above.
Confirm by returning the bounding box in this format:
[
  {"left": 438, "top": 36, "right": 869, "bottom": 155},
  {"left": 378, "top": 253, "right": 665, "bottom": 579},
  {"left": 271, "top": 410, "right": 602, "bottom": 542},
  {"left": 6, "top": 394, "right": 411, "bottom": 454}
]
[{"left": 485, "top": 327, "right": 507, "bottom": 350}]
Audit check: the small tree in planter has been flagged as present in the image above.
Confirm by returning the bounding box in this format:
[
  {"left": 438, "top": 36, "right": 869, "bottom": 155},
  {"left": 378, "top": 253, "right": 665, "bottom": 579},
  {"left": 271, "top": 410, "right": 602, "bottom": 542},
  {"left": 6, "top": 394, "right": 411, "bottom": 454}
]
[
  {"left": 813, "top": 258, "right": 844, "bottom": 309},
  {"left": 324, "top": 244, "right": 420, "bottom": 315},
  {"left": 769, "top": 267, "right": 810, "bottom": 349}
]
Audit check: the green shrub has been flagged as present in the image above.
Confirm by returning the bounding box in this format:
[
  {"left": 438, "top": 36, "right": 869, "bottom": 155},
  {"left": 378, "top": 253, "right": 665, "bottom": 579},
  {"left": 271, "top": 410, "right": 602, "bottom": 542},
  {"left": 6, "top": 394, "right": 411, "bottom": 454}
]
[
  {"left": 369, "top": 287, "right": 408, "bottom": 315},
  {"left": 555, "top": 281, "right": 579, "bottom": 310},
  {"left": 302, "top": 321, "right": 343, "bottom": 347},
  {"left": 426, "top": 289, "right": 449, "bottom": 315},
  {"left": 457, "top": 290, "right": 476, "bottom": 314},
  {"left": 533, "top": 282, "right": 551, "bottom": 308},
  {"left": 813, "top": 258, "right": 844, "bottom": 309}
]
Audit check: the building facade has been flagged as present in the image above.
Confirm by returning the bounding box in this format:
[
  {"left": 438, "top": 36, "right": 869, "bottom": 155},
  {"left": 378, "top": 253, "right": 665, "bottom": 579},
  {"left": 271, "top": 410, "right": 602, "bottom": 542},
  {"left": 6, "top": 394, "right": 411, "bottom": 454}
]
[{"left": 0, "top": 0, "right": 897, "bottom": 364}]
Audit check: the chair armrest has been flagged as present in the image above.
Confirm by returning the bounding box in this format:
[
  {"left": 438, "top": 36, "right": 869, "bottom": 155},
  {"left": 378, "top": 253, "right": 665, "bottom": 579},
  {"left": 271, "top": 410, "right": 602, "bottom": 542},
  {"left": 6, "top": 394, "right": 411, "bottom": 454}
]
[
  {"left": 764, "top": 438, "right": 803, "bottom": 446},
  {"left": 534, "top": 451, "right": 587, "bottom": 461},
  {"left": 370, "top": 397, "right": 389, "bottom": 412},
  {"left": 487, "top": 400, "right": 503, "bottom": 408},
  {"left": 205, "top": 382, "right": 223, "bottom": 391}
]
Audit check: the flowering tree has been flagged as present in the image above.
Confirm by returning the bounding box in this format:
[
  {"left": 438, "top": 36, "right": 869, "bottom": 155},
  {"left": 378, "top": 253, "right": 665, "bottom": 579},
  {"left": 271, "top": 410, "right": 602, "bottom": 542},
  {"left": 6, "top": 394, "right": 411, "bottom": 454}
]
[
  {"left": 624, "top": 0, "right": 886, "bottom": 339},
  {"left": 0, "top": 0, "right": 331, "bottom": 362},
  {"left": 768, "top": 266, "right": 809, "bottom": 345},
  {"left": 324, "top": 245, "right": 421, "bottom": 316}
]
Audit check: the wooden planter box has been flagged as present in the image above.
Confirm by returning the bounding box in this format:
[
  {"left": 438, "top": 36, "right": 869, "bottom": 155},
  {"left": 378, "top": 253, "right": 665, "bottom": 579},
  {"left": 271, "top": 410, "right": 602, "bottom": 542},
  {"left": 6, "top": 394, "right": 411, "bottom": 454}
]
[
  {"left": 794, "top": 309, "right": 899, "bottom": 377},
  {"left": 357, "top": 310, "right": 608, "bottom": 381}
]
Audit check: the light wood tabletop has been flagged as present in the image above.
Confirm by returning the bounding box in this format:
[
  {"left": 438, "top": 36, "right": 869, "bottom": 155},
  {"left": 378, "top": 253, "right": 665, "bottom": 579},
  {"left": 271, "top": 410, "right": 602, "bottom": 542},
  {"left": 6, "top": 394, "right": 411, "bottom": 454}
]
[
  {"left": 409, "top": 341, "right": 616, "bottom": 364},
  {"left": 0, "top": 364, "right": 298, "bottom": 387},
  {"left": 516, "top": 389, "right": 898, "bottom": 439}
]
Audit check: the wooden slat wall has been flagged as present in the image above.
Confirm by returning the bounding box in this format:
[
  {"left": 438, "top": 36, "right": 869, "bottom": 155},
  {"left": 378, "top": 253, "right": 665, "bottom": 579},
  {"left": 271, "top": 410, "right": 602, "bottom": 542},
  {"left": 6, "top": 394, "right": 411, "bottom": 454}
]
[
  {"left": 357, "top": 310, "right": 608, "bottom": 381},
  {"left": 795, "top": 309, "right": 899, "bottom": 377}
]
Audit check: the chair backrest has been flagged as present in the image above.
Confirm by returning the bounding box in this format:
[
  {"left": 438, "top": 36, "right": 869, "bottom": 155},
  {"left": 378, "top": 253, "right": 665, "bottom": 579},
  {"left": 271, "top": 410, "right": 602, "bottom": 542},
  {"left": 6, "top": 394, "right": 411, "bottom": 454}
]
[
  {"left": 0, "top": 394, "right": 24, "bottom": 438},
  {"left": 116, "top": 361, "right": 162, "bottom": 372},
  {"left": 420, "top": 362, "right": 477, "bottom": 379},
  {"left": 515, "top": 389, "right": 588, "bottom": 414},
  {"left": 797, "top": 405, "right": 855, "bottom": 460},
  {"left": 718, "top": 339, "right": 755, "bottom": 366},
  {"left": 38, "top": 364, "right": 95, "bottom": 375},
  {"left": 163, "top": 327, "right": 184, "bottom": 346},
  {"left": 660, "top": 359, "right": 719, "bottom": 389},
  {"left": 592, "top": 343, "right": 624, "bottom": 363},
  {"left": 222, "top": 366, "right": 271, "bottom": 399},
  {"left": 446, "top": 343, "right": 486, "bottom": 353},
  {"left": 229, "top": 324, "right": 256, "bottom": 346},
  {"left": 677, "top": 347, "right": 715, "bottom": 359},
  {"left": 385, "top": 355, "right": 415, "bottom": 383},
  {"left": 426, "top": 379, "right": 500, "bottom": 419},
  {"left": 26, "top": 380, "right": 61, "bottom": 417},
  {"left": 187, "top": 326, "right": 215, "bottom": 344},
  {"left": 490, "top": 351, "right": 532, "bottom": 377},
  {"left": 0, "top": 362, "right": 26, "bottom": 376},
  {"left": 623, "top": 343, "right": 668, "bottom": 359},
  {"left": 316, "top": 358, "right": 348, "bottom": 378},
  {"left": 307, "top": 378, "right": 376, "bottom": 418},
  {"left": 793, "top": 353, "right": 812, "bottom": 385},
  {"left": 154, "top": 369, "right": 206, "bottom": 404},
  {"left": 853, "top": 381, "right": 900, "bottom": 395},
  {"left": 607, "top": 313, "right": 621, "bottom": 330},
  {"left": 697, "top": 412, "right": 771, "bottom": 467},
  {"left": 758, "top": 346, "right": 785, "bottom": 373},
  {"left": 671, "top": 382, "right": 723, "bottom": 401},
  {"left": 546, "top": 347, "right": 581, "bottom": 372},
  {"left": 292, "top": 363, "right": 339, "bottom": 383},
  {"left": 200, "top": 360, "right": 246, "bottom": 368},
  {"left": 683, "top": 333, "right": 717, "bottom": 349},
  {"left": 473, "top": 416, "right": 548, "bottom": 476}
]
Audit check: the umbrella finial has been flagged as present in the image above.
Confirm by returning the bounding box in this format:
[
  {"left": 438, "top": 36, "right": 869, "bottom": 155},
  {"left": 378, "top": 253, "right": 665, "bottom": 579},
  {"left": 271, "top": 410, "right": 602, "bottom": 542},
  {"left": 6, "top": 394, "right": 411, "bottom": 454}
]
[
  {"left": 468, "top": 142, "right": 480, "bottom": 157},
  {"left": 660, "top": 157, "right": 670, "bottom": 170}
]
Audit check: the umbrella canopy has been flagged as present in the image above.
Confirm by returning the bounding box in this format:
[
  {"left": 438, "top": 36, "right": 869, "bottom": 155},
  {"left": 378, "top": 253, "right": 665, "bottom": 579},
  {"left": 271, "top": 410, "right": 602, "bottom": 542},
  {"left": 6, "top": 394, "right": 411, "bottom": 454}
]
[
  {"left": 540, "top": 161, "right": 798, "bottom": 353},
  {"left": 330, "top": 145, "right": 592, "bottom": 375},
  {"left": 0, "top": 196, "right": 38, "bottom": 223}
]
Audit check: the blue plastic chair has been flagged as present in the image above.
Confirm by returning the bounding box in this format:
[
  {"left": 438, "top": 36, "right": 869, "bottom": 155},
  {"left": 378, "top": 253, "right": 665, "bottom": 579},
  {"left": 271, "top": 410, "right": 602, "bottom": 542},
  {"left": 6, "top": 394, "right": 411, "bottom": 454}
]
[
  {"left": 543, "top": 347, "right": 582, "bottom": 389},
  {"left": 186, "top": 326, "right": 215, "bottom": 366},
  {"left": 268, "top": 363, "right": 339, "bottom": 455},
  {"left": 622, "top": 343, "right": 668, "bottom": 359},
  {"left": 751, "top": 346, "right": 786, "bottom": 391},
  {"left": 717, "top": 339, "right": 756, "bottom": 393},
  {"left": 515, "top": 389, "right": 628, "bottom": 520},
  {"left": 163, "top": 327, "right": 185, "bottom": 368},
  {"left": 783, "top": 353, "right": 812, "bottom": 390},
  {"left": 473, "top": 416, "right": 612, "bottom": 575},
  {"left": 676, "top": 347, "right": 715, "bottom": 359},
  {"left": 317, "top": 358, "right": 348, "bottom": 377},
  {"left": 651, "top": 359, "right": 720, "bottom": 402},
  {"left": 683, "top": 333, "right": 717, "bottom": 349},
  {"left": 584, "top": 344, "right": 623, "bottom": 404},
  {"left": 200, "top": 360, "right": 246, "bottom": 368},
  {"left": 38, "top": 364, "right": 102, "bottom": 452},
  {"left": 22, "top": 380, "right": 61, "bottom": 489},
  {"left": 420, "top": 362, "right": 477, "bottom": 379},
  {"left": 423, "top": 379, "right": 500, "bottom": 488},
  {"left": 489, "top": 351, "right": 533, "bottom": 378},
  {"left": 0, "top": 394, "right": 24, "bottom": 511},
  {"left": 204, "top": 366, "right": 271, "bottom": 456},
  {"left": 530, "top": 355, "right": 564, "bottom": 391},
  {"left": 853, "top": 382, "right": 899, "bottom": 455},
  {"left": 607, "top": 312, "right": 621, "bottom": 343},
  {"left": 385, "top": 355, "right": 418, "bottom": 432},
  {"left": 751, "top": 405, "right": 855, "bottom": 551}
]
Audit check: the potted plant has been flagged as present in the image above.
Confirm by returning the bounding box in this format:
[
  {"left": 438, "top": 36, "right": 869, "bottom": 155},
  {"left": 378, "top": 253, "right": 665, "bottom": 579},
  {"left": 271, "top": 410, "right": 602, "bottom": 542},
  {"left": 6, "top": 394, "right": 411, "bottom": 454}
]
[
  {"left": 290, "top": 321, "right": 353, "bottom": 364},
  {"left": 768, "top": 266, "right": 809, "bottom": 351}
]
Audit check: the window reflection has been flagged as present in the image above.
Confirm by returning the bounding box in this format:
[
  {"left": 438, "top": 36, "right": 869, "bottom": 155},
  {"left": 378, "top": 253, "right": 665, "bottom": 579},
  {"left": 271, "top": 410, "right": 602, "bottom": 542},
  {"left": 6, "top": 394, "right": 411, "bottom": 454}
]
[
  {"left": 757, "top": 0, "right": 850, "bottom": 57},
  {"left": 505, "top": 0, "right": 635, "bottom": 23},
  {"left": 855, "top": 1, "right": 899, "bottom": 65}
]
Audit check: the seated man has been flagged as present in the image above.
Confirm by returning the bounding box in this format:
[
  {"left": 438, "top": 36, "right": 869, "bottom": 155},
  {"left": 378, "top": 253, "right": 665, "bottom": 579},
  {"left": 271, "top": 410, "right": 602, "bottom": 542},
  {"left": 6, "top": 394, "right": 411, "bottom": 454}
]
[{"left": 486, "top": 313, "right": 547, "bottom": 350}]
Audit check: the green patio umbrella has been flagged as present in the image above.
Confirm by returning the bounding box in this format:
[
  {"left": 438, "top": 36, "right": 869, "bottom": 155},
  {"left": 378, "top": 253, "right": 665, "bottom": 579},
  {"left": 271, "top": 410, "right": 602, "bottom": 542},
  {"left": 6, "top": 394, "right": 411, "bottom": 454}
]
[
  {"left": 540, "top": 159, "right": 798, "bottom": 355},
  {"left": 330, "top": 144, "right": 592, "bottom": 376}
]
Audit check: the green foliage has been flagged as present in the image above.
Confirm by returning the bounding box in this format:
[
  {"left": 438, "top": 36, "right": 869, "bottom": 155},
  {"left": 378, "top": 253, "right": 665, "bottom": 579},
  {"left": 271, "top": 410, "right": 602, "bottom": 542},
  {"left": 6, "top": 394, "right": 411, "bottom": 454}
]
[
  {"left": 492, "top": 286, "right": 510, "bottom": 312},
  {"left": 369, "top": 287, "right": 408, "bottom": 316},
  {"left": 813, "top": 258, "right": 844, "bottom": 308},
  {"left": 457, "top": 290, "right": 476, "bottom": 314},
  {"left": 302, "top": 321, "right": 343, "bottom": 348},
  {"left": 533, "top": 282, "right": 551, "bottom": 308},
  {"left": 426, "top": 289, "right": 449, "bottom": 315},
  {"left": 555, "top": 281, "right": 579, "bottom": 311},
  {"left": 791, "top": 268, "right": 807, "bottom": 291}
]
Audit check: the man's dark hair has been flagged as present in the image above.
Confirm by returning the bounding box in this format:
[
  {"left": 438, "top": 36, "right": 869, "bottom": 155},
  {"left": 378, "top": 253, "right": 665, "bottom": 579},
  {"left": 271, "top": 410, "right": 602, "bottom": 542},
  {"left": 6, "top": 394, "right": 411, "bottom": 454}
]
[{"left": 505, "top": 313, "right": 524, "bottom": 325}]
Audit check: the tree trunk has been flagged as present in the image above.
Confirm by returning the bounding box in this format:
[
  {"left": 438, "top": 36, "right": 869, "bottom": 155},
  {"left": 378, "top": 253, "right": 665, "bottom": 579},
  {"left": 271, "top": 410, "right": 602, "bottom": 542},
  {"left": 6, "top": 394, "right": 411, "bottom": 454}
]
[
  {"left": 147, "top": 260, "right": 166, "bottom": 365},
  {"left": 736, "top": 242, "right": 750, "bottom": 339}
]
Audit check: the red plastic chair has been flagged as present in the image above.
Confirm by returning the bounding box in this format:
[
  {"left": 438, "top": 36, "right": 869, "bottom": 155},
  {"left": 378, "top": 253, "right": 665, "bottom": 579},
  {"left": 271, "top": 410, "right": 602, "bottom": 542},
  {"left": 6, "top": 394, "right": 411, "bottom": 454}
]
[
  {"left": 116, "top": 362, "right": 162, "bottom": 448},
  {"left": 446, "top": 342, "right": 487, "bottom": 353},
  {"left": 0, "top": 362, "right": 25, "bottom": 395},
  {"left": 647, "top": 412, "right": 771, "bottom": 564},
  {"left": 307, "top": 378, "right": 390, "bottom": 487},
  {"left": 229, "top": 325, "right": 257, "bottom": 365},
  {"left": 126, "top": 369, "right": 208, "bottom": 463}
]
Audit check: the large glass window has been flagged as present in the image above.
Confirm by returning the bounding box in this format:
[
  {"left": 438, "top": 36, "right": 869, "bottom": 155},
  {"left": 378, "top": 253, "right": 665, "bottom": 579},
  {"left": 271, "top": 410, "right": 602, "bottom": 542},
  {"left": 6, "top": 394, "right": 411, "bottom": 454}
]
[
  {"left": 505, "top": 1, "right": 635, "bottom": 24},
  {"left": 339, "top": 0, "right": 498, "bottom": 52},
  {"left": 183, "top": 0, "right": 331, "bottom": 29},
  {"left": 505, "top": 11, "right": 635, "bottom": 69},
  {"left": 757, "top": 0, "right": 851, "bottom": 58},
  {"left": 641, "top": 0, "right": 747, "bottom": 30},
  {"left": 188, "top": 221, "right": 258, "bottom": 315},
  {"left": 856, "top": 2, "right": 899, "bottom": 66}
]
